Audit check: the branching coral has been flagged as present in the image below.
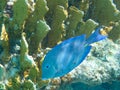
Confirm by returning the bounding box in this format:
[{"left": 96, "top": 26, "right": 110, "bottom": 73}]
[
  {"left": 88, "top": 0, "right": 120, "bottom": 25},
  {"left": 44, "top": 5, "right": 67, "bottom": 47},
  {"left": 29, "top": 20, "right": 50, "bottom": 54},
  {"left": 65, "top": 6, "right": 84, "bottom": 38},
  {"left": 0, "top": 24, "right": 10, "bottom": 63}
]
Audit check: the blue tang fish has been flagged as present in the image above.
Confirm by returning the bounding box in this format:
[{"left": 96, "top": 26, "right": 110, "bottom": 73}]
[{"left": 42, "top": 27, "right": 107, "bottom": 80}]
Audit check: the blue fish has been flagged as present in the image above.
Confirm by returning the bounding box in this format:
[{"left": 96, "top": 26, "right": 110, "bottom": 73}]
[{"left": 42, "top": 27, "right": 107, "bottom": 80}]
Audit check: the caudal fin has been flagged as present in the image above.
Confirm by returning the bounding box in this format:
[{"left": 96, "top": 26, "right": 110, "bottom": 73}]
[{"left": 86, "top": 27, "right": 107, "bottom": 45}]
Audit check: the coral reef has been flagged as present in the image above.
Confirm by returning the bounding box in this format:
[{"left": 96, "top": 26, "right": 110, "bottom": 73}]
[
  {"left": 88, "top": 0, "right": 120, "bottom": 25},
  {"left": 43, "top": 5, "right": 67, "bottom": 47},
  {"left": 0, "top": 0, "right": 120, "bottom": 90},
  {"left": 0, "top": 64, "right": 5, "bottom": 81},
  {"left": 65, "top": 6, "right": 84, "bottom": 38},
  {"left": 44, "top": 39, "right": 120, "bottom": 90},
  {"left": 108, "top": 20, "right": 120, "bottom": 41}
]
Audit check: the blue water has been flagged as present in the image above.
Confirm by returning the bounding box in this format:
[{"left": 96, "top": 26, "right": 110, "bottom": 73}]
[{"left": 71, "top": 81, "right": 120, "bottom": 90}]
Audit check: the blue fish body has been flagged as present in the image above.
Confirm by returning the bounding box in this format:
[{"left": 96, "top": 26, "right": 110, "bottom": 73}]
[{"left": 42, "top": 27, "right": 107, "bottom": 80}]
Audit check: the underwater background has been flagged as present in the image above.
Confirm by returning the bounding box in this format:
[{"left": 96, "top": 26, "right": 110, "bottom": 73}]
[{"left": 0, "top": 0, "right": 120, "bottom": 90}]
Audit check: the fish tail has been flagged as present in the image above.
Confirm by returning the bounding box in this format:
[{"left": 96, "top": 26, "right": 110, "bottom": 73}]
[{"left": 86, "top": 27, "right": 107, "bottom": 45}]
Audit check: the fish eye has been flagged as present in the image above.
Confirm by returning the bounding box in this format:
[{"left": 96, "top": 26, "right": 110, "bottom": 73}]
[{"left": 45, "top": 64, "right": 50, "bottom": 69}]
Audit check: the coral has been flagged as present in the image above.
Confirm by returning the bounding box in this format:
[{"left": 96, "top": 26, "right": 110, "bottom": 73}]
[
  {"left": 29, "top": 20, "right": 50, "bottom": 54},
  {"left": 24, "top": 0, "right": 49, "bottom": 35},
  {"left": 46, "top": 0, "right": 68, "bottom": 10},
  {"left": 0, "top": 64, "right": 5, "bottom": 81},
  {"left": 20, "top": 33, "right": 36, "bottom": 71},
  {"left": 24, "top": 0, "right": 49, "bottom": 54},
  {"left": 21, "top": 80, "right": 35, "bottom": 90},
  {"left": 7, "top": 0, "right": 28, "bottom": 53},
  {"left": 68, "top": 0, "right": 90, "bottom": 14},
  {"left": 29, "top": 66, "right": 39, "bottom": 82},
  {"left": 65, "top": 6, "right": 98, "bottom": 39},
  {"left": 0, "top": 0, "right": 120, "bottom": 90},
  {"left": 0, "top": 24, "right": 10, "bottom": 63},
  {"left": 79, "top": 0, "right": 89, "bottom": 13},
  {"left": 0, "top": 0, "right": 7, "bottom": 12},
  {"left": 44, "top": 5, "right": 67, "bottom": 47},
  {"left": 108, "top": 21, "right": 120, "bottom": 41},
  {"left": 34, "top": 0, "right": 49, "bottom": 20},
  {"left": 44, "top": 39, "right": 120, "bottom": 89},
  {"left": 75, "top": 19, "right": 98, "bottom": 38},
  {"left": 37, "top": 79, "right": 49, "bottom": 88},
  {"left": 12, "top": 0, "right": 28, "bottom": 28},
  {"left": 65, "top": 6, "right": 84, "bottom": 38},
  {"left": 89, "top": 0, "right": 120, "bottom": 25},
  {"left": 42, "top": 0, "right": 68, "bottom": 47},
  {"left": 114, "top": 0, "right": 120, "bottom": 10},
  {"left": 0, "top": 83, "right": 6, "bottom": 90},
  {"left": 6, "top": 76, "right": 21, "bottom": 90},
  {"left": 0, "top": 0, "right": 7, "bottom": 30}
]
